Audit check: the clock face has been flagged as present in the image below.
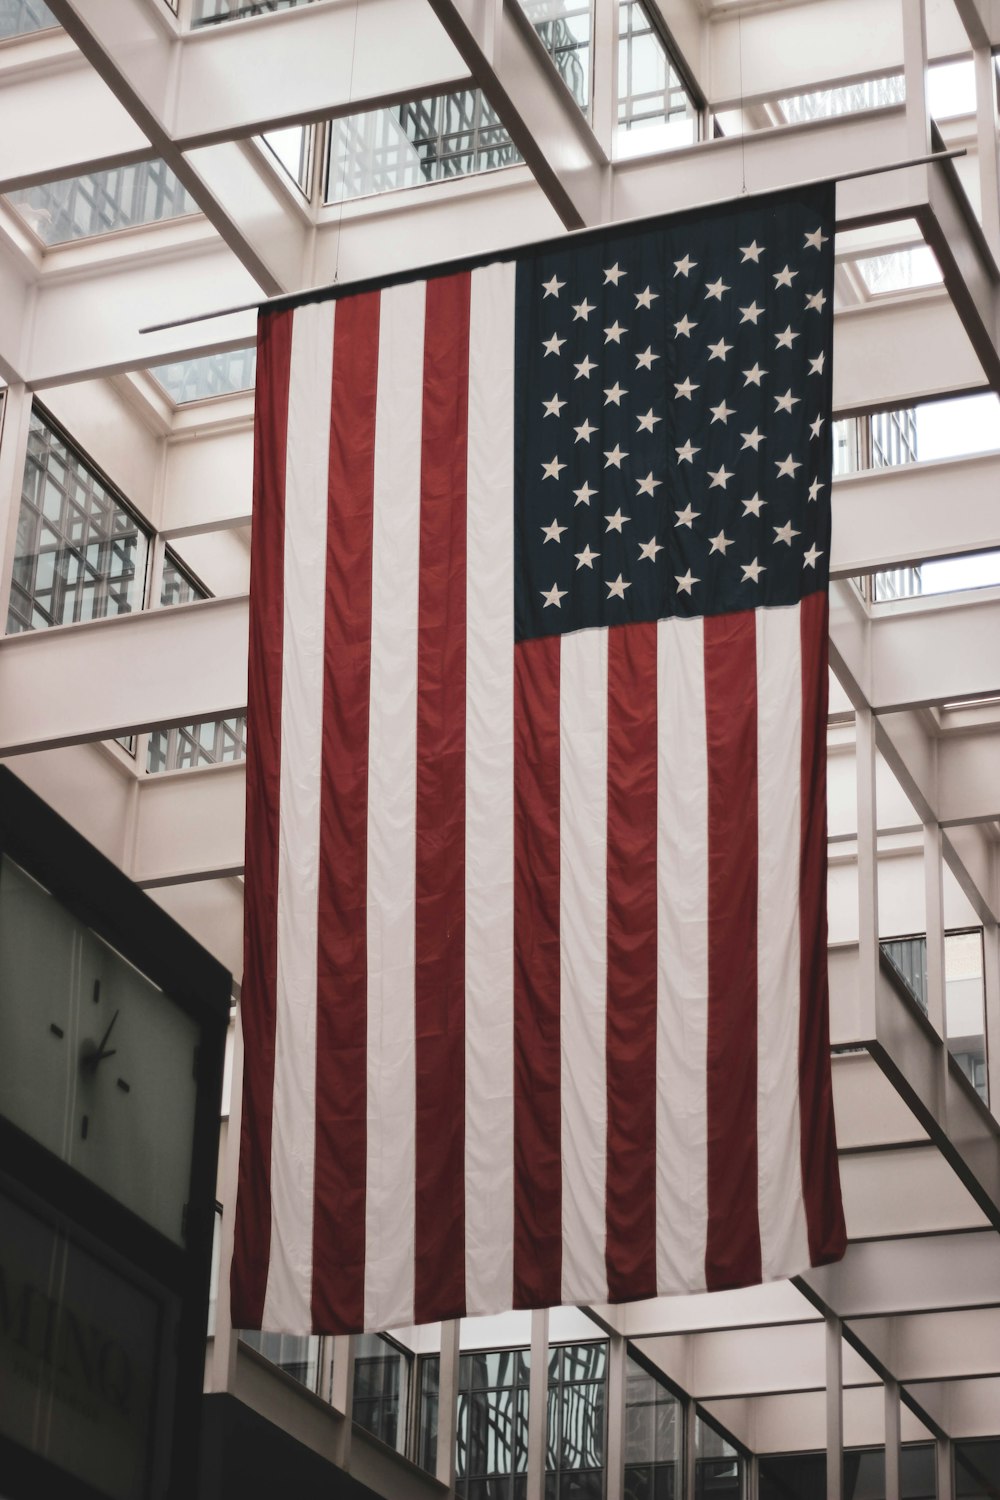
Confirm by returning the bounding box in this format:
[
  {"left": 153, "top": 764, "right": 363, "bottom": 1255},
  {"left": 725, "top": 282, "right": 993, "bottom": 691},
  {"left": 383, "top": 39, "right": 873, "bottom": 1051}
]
[{"left": 0, "top": 854, "right": 200, "bottom": 1245}]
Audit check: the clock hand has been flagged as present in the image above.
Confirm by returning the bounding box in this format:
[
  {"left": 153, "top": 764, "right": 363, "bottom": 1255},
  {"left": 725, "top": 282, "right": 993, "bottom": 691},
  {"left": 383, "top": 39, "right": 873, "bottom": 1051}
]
[{"left": 84, "top": 1008, "right": 120, "bottom": 1071}]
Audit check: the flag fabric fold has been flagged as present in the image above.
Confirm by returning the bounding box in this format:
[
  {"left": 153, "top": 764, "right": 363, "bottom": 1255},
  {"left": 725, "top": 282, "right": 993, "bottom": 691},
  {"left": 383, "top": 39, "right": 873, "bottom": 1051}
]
[{"left": 232, "top": 184, "right": 847, "bottom": 1336}]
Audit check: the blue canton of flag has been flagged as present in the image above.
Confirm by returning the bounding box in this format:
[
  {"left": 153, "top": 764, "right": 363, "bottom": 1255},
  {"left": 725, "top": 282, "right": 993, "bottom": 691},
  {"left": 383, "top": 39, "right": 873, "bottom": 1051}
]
[{"left": 514, "top": 185, "right": 834, "bottom": 641}]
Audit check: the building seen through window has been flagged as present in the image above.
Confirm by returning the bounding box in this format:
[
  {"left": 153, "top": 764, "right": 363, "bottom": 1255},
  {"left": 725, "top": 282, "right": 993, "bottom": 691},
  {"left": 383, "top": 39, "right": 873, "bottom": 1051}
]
[
  {"left": 6, "top": 159, "right": 197, "bottom": 246},
  {"left": 0, "top": 0, "right": 56, "bottom": 34}
]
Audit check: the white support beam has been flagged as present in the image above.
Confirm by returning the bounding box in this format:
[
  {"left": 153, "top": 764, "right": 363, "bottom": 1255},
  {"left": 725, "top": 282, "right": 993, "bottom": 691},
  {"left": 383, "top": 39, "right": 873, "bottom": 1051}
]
[
  {"left": 869, "top": 593, "right": 1000, "bottom": 710},
  {"left": 705, "top": 1385, "right": 933, "bottom": 1459},
  {"left": 832, "top": 295, "right": 984, "bottom": 415},
  {"left": 0, "top": 596, "right": 248, "bottom": 754},
  {"left": 0, "top": 50, "right": 150, "bottom": 194},
  {"left": 424, "top": 0, "right": 608, "bottom": 227},
  {"left": 634, "top": 1322, "right": 875, "bottom": 1404},
  {"left": 131, "top": 763, "right": 245, "bottom": 888},
  {"left": 830, "top": 453, "right": 1000, "bottom": 579},
  {"left": 850, "top": 1308, "right": 1000, "bottom": 1384},
  {"left": 171, "top": 0, "right": 469, "bottom": 147},
  {"left": 802, "top": 1230, "right": 1000, "bottom": 1319},
  {"left": 826, "top": 1315, "right": 844, "bottom": 1500},
  {"left": 840, "top": 1144, "right": 989, "bottom": 1239},
  {"left": 43, "top": 0, "right": 308, "bottom": 293}
]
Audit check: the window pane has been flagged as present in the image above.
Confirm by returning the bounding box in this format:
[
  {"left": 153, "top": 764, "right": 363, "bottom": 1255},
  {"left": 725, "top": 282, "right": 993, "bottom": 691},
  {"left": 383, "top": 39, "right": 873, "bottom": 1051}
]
[
  {"left": 325, "top": 91, "right": 522, "bottom": 204},
  {"left": 146, "top": 714, "right": 247, "bottom": 773},
  {"left": 192, "top": 0, "right": 311, "bottom": 23},
  {"left": 7, "top": 409, "right": 149, "bottom": 635},
  {"left": 0, "top": 0, "right": 57, "bottom": 35},
  {"left": 149, "top": 347, "right": 257, "bottom": 404},
  {"left": 160, "top": 550, "right": 208, "bottom": 607},
  {"left": 519, "top": 0, "right": 591, "bottom": 112},
  {"left": 6, "top": 159, "right": 197, "bottom": 245},
  {"left": 617, "top": 0, "right": 697, "bottom": 151}
]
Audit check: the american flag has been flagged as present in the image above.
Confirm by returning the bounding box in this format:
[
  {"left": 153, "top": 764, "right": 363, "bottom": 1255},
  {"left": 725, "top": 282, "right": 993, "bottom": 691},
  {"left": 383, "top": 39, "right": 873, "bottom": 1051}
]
[{"left": 231, "top": 185, "right": 847, "bottom": 1337}]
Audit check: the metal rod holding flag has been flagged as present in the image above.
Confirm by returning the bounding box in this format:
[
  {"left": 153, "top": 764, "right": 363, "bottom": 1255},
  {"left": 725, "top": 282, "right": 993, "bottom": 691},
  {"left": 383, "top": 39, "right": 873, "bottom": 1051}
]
[{"left": 137, "top": 148, "right": 965, "bottom": 336}]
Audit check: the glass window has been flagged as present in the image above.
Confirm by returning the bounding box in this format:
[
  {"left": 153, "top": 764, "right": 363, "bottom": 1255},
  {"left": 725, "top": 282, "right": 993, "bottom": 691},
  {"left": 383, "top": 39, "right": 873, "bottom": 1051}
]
[
  {"left": 617, "top": 0, "right": 697, "bottom": 150},
  {"left": 694, "top": 1417, "right": 742, "bottom": 1500},
  {"left": 262, "top": 124, "right": 313, "bottom": 193},
  {"left": 855, "top": 246, "right": 942, "bottom": 296},
  {"left": 457, "top": 1348, "right": 531, "bottom": 1497},
  {"left": 239, "top": 1329, "right": 321, "bottom": 1391},
  {"left": 546, "top": 1342, "right": 607, "bottom": 1499},
  {"left": 624, "top": 1355, "right": 681, "bottom": 1500},
  {"left": 0, "top": 0, "right": 57, "bottom": 35},
  {"left": 324, "top": 91, "right": 522, "bottom": 205},
  {"left": 7, "top": 408, "right": 150, "bottom": 635},
  {"left": 352, "top": 1332, "right": 409, "bottom": 1450},
  {"left": 880, "top": 929, "right": 988, "bottom": 1102},
  {"left": 417, "top": 1353, "right": 440, "bottom": 1474},
  {"left": 956, "top": 1438, "right": 1000, "bottom": 1497},
  {"left": 778, "top": 73, "right": 905, "bottom": 123},
  {"left": 192, "top": 0, "right": 312, "bottom": 24},
  {"left": 160, "top": 550, "right": 208, "bottom": 608},
  {"left": 520, "top": 0, "right": 591, "bottom": 113},
  {"left": 149, "top": 346, "right": 257, "bottom": 404},
  {"left": 147, "top": 715, "right": 247, "bottom": 773},
  {"left": 6, "top": 159, "right": 197, "bottom": 246}
]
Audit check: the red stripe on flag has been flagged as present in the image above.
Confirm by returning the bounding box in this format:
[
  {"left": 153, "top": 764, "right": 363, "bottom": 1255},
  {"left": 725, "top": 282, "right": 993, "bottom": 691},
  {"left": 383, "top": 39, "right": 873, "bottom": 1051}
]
[
  {"left": 310, "top": 291, "right": 380, "bottom": 1332},
  {"left": 513, "top": 634, "right": 562, "bottom": 1308},
  {"left": 605, "top": 621, "right": 658, "bottom": 1302},
  {"left": 232, "top": 307, "right": 294, "bottom": 1330},
  {"left": 704, "top": 609, "right": 763, "bottom": 1290},
  {"left": 413, "top": 272, "right": 471, "bottom": 1323},
  {"left": 799, "top": 590, "right": 847, "bottom": 1265}
]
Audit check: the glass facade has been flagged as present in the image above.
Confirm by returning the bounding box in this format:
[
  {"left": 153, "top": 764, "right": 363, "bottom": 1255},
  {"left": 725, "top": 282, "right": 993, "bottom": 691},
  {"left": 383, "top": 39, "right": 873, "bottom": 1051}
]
[
  {"left": 624, "top": 1356, "right": 681, "bottom": 1500},
  {"left": 149, "top": 347, "right": 257, "bottom": 404},
  {"left": 192, "top": 0, "right": 312, "bottom": 24},
  {"left": 352, "top": 1332, "right": 408, "bottom": 1450},
  {"left": 521, "top": 0, "right": 591, "bottom": 113},
  {"left": 618, "top": 0, "right": 697, "bottom": 143},
  {"left": 239, "top": 1330, "right": 321, "bottom": 1391},
  {"left": 457, "top": 1348, "right": 531, "bottom": 1497},
  {"left": 778, "top": 73, "right": 905, "bottom": 124},
  {"left": 546, "top": 1342, "right": 607, "bottom": 1499},
  {"left": 7, "top": 409, "right": 150, "bottom": 634},
  {"left": 161, "top": 550, "right": 208, "bottom": 608},
  {"left": 6, "top": 159, "right": 196, "bottom": 246},
  {"left": 694, "top": 1418, "right": 742, "bottom": 1500},
  {"left": 0, "top": 0, "right": 56, "bottom": 35},
  {"left": 325, "top": 91, "right": 521, "bottom": 204},
  {"left": 147, "top": 715, "right": 247, "bottom": 774},
  {"left": 880, "top": 929, "right": 988, "bottom": 1102}
]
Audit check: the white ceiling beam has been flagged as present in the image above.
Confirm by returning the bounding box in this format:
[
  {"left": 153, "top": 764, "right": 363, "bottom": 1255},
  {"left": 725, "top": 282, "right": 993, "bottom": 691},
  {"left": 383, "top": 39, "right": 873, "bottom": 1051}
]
[
  {"left": 632, "top": 1322, "right": 875, "bottom": 1402},
  {"left": 42, "top": 0, "right": 307, "bottom": 293},
  {"left": 424, "top": 0, "right": 608, "bottom": 227},
  {"left": 0, "top": 596, "right": 248, "bottom": 754},
  {"left": 704, "top": 1384, "right": 933, "bottom": 1456},
  {"left": 850, "top": 1309, "right": 1000, "bottom": 1384},
  {"left": 870, "top": 593, "right": 1000, "bottom": 710},
  {"left": 131, "top": 761, "right": 245, "bottom": 888},
  {"left": 22, "top": 232, "right": 257, "bottom": 387},
  {"left": 840, "top": 1143, "right": 989, "bottom": 1239},
  {"left": 902, "top": 1377, "right": 1000, "bottom": 1440},
  {"left": 830, "top": 453, "right": 1000, "bottom": 578},
  {"left": 833, "top": 294, "right": 984, "bottom": 415},
  {"left": 0, "top": 52, "right": 150, "bottom": 194},
  {"left": 801, "top": 1229, "right": 1000, "bottom": 1320},
  {"left": 171, "top": 0, "right": 469, "bottom": 146},
  {"left": 938, "top": 733, "right": 1000, "bottom": 826}
]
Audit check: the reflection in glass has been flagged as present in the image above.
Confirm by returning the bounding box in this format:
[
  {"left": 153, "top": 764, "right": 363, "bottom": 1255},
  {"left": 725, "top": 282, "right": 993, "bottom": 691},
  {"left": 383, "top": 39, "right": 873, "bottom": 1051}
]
[
  {"left": 7, "top": 409, "right": 150, "bottom": 634},
  {"left": 617, "top": 0, "right": 697, "bottom": 151},
  {"left": 149, "top": 347, "right": 257, "bottom": 405},
  {"left": 352, "top": 1332, "right": 408, "bottom": 1450},
  {"left": 547, "top": 1342, "right": 607, "bottom": 1497},
  {"left": 520, "top": 0, "right": 591, "bottom": 112},
  {"left": 325, "top": 91, "right": 521, "bottom": 204},
  {"left": 0, "top": 0, "right": 57, "bottom": 35},
  {"left": 239, "top": 1330, "right": 321, "bottom": 1391},
  {"left": 625, "top": 1355, "right": 681, "bottom": 1500},
  {"left": 147, "top": 716, "right": 247, "bottom": 774},
  {"left": 6, "top": 159, "right": 196, "bottom": 245},
  {"left": 193, "top": 0, "right": 311, "bottom": 23}
]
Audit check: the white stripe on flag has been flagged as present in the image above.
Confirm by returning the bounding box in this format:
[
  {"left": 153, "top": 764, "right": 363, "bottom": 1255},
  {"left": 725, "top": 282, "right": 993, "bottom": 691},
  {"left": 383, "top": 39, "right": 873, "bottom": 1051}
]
[
  {"left": 363, "top": 282, "right": 426, "bottom": 1331},
  {"left": 465, "top": 262, "right": 517, "bottom": 1317},
  {"left": 656, "top": 615, "right": 710, "bottom": 1294},
  {"left": 559, "top": 626, "right": 609, "bottom": 1305},
  {"left": 264, "top": 300, "right": 335, "bottom": 1332},
  {"left": 756, "top": 603, "right": 810, "bottom": 1280}
]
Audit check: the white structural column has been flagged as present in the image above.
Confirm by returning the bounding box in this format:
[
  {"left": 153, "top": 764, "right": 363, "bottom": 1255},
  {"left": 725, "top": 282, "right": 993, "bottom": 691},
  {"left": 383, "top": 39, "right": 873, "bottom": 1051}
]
[
  {"left": 527, "top": 1309, "right": 550, "bottom": 1500},
  {"left": 436, "top": 1320, "right": 461, "bottom": 1491},
  {"left": 605, "top": 1332, "right": 626, "bottom": 1500},
  {"left": 973, "top": 40, "right": 1000, "bottom": 267},
  {"left": 329, "top": 1336, "right": 356, "bottom": 1468},
  {"left": 936, "top": 1437, "right": 954, "bottom": 1500},
  {"left": 984, "top": 921, "right": 1000, "bottom": 1110},
  {"left": 923, "top": 818, "right": 948, "bottom": 1040},
  {"left": 884, "top": 1376, "right": 901, "bottom": 1500},
  {"left": 0, "top": 384, "right": 33, "bottom": 631},
  {"left": 855, "top": 707, "right": 880, "bottom": 1038},
  {"left": 826, "top": 1314, "right": 843, "bottom": 1500},
  {"left": 901, "top": 0, "right": 930, "bottom": 159}
]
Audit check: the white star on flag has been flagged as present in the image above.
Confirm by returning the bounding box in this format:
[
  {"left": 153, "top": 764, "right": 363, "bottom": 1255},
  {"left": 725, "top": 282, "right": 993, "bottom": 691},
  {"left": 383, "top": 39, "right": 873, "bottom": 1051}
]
[
  {"left": 542, "top": 275, "right": 565, "bottom": 297},
  {"left": 606, "top": 574, "right": 631, "bottom": 599},
  {"left": 741, "top": 558, "right": 766, "bottom": 583},
  {"left": 675, "top": 570, "right": 698, "bottom": 594},
  {"left": 541, "top": 582, "right": 567, "bottom": 607}
]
